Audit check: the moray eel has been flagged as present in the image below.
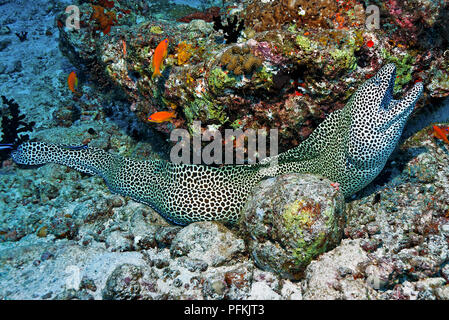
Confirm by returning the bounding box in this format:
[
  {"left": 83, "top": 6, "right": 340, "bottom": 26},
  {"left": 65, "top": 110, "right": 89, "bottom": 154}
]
[
  {"left": 10, "top": 64, "right": 423, "bottom": 225},
  {"left": 263, "top": 63, "right": 424, "bottom": 197},
  {"left": 11, "top": 143, "right": 266, "bottom": 225}
]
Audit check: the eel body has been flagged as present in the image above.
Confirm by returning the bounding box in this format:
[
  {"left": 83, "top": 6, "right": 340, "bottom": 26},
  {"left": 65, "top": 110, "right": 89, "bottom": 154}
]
[{"left": 10, "top": 64, "right": 423, "bottom": 225}]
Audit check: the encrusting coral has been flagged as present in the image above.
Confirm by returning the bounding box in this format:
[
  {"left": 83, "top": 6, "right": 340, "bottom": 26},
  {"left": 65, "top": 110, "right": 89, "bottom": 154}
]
[
  {"left": 243, "top": 0, "right": 364, "bottom": 31},
  {"left": 175, "top": 41, "right": 194, "bottom": 66},
  {"left": 90, "top": 4, "right": 117, "bottom": 35},
  {"left": 220, "top": 46, "right": 263, "bottom": 76}
]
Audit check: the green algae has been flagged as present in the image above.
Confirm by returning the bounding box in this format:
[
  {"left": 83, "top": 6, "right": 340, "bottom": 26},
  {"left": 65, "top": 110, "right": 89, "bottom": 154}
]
[
  {"left": 230, "top": 119, "right": 243, "bottom": 129},
  {"left": 282, "top": 199, "right": 339, "bottom": 267},
  {"left": 295, "top": 35, "right": 314, "bottom": 53},
  {"left": 184, "top": 93, "right": 228, "bottom": 126},
  {"left": 208, "top": 67, "right": 237, "bottom": 94},
  {"left": 282, "top": 199, "right": 325, "bottom": 266},
  {"left": 283, "top": 199, "right": 318, "bottom": 230},
  {"left": 255, "top": 65, "right": 273, "bottom": 87},
  {"left": 291, "top": 233, "right": 327, "bottom": 267},
  {"left": 150, "top": 26, "right": 163, "bottom": 34},
  {"left": 329, "top": 47, "right": 357, "bottom": 72},
  {"left": 381, "top": 49, "right": 415, "bottom": 92}
]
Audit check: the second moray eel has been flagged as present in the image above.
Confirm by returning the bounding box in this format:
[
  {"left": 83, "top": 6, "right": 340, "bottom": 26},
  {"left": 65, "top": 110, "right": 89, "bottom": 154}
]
[{"left": 9, "top": 64, "right": 423, "bottom": 225}]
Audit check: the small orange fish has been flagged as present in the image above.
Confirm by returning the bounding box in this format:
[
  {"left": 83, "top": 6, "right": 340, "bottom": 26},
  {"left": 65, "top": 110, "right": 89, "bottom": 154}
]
[
  {"left": 148, "top": 110, "right": 175, "bottom": 123},
  {"left": 433, "top": 125, "right": 449, "bottom": 145},
  {"left": 67, "top": 71, "right": 78, "bottom": 93},
  {"left": 152, "top": 39, "right": 169, "bottom": 79},
  {"left": 122, "top": 39, "right": 127, "bottom": 56}
]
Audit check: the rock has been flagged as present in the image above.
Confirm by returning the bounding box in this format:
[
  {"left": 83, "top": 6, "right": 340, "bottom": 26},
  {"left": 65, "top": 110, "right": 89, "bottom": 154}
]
[
  {"left": 7, "top": 60, "right": 22, "bottom": 74},
  {"left": 0, "top": 26, "right": 11, "bottom": 35},
  {"left": 102, "top": 264, "right": 143, "bottom": 300},
  {"left": 222, "top": 263, "right": 254, "bottom": 299},
  {"left": 154, "top": 225, "right": 182, "bottom": 248},
  {"left": 344, "top": 123, "right": 449, "bottom": 297},
  {"left": 53, "top": 288, "right": 94, "bottom": 300},
  {"left": 435, "top": 285, "right": 449, "bottom": 300},
  {"left": 302, "top": 239, "right": 378, "bottom": 300},
  {"left": 441, "top": 263, "right": 449, "bottom": 282},
  {"left": 0, "top": 235, "right": 146, "bottom": 299},
  {"left": 280, "top": 280, "right": 303, "bottom": 300},
  {"left": 0, "top": 39, "right": 11, "bottom": 51},
  {"left": 178, "top": 256, "right": 208, "bottom": 272},
  {"left": 441, "top": 223, "right": 449, "bottom": 235},
  {"left": 240, "top": 173, "right": 346, "bottom": 280},
  {"left": 187, "top": 19, "right": 213, "bottom": 34},
  {"left": 415, "top": 277, "right": 446, "bottom": 292},
  {"left": 105, "top": 231, "right": 134, "bottom": 252},
  {"left": 170, "top": 221, "right": 245, "bottom": 267},
  {"left": 248, "top": 282, "right": 281, "bottom": 300}
]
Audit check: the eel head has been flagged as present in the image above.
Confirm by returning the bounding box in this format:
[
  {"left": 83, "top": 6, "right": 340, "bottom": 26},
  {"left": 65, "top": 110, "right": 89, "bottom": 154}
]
[{"left": 346, "top": 63, "right": 423, "bottom": 170}]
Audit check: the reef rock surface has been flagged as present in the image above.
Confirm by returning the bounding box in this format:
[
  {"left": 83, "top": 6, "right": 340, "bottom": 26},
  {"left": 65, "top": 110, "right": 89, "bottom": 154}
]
[{"left": 57, "top": 0, "right": 449, "bottom": 151}]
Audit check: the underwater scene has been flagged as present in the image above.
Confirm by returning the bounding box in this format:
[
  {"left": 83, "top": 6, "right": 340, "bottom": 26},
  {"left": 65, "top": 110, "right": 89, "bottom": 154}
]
[{"left": 0, "top": 0, "right": 449, "bottom": 301}]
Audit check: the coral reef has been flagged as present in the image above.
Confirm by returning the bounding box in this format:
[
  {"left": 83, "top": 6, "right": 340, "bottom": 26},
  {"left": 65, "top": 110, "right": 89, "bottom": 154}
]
[
  {"left": 55, "top": 0, "right": 449, "bottom": 153},
  {"left": 219, "top": 45, "right": 262, "bottom": 75},
  {"left": 2, "top": 0, "right": 449, "bottom": 302}
]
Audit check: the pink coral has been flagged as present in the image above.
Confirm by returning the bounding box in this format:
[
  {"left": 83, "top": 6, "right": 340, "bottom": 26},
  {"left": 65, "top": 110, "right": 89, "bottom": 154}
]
[
  {"left": 252, "top": 41, "right": 286, "bottom": 65},
  {"left": 386, "top": 0, "right": 417, "bottom": 31}
]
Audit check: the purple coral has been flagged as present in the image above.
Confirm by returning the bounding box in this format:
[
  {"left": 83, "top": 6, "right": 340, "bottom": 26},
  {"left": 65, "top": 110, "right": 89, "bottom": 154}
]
[{"left": 252, "top": 41, "right": 286, "bottom": 65}]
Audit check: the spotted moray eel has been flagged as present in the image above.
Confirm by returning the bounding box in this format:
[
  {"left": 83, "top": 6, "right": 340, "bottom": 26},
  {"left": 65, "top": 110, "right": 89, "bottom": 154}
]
[{"left": 10, "top": 64, "right": 423, "bottom": 225}]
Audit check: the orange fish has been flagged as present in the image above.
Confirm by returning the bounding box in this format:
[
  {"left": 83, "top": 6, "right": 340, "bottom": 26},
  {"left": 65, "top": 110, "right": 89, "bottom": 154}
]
[
  {"left": 122, "top": 39, "right": 127, "bottom": 56},
  {"left": 148, "top": 110, "right": 175, "bottom": 123},
  {"left": 433, "top": 125, "right": 449, "bottom": 145},
  {"left": 67, "top": 71, "right": 78, "bottom": 93},
  {"left": 152, "top": 39, "right": 169, "bottom": 79}
]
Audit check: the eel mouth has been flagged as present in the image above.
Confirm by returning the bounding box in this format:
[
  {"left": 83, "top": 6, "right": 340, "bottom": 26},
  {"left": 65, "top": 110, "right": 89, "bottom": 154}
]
[
  {"left": 376, "top": 63, "right": 396, "bottom": 110},
  {"left": 379, "top": 81, "right": 424, "bottom": 132}
]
